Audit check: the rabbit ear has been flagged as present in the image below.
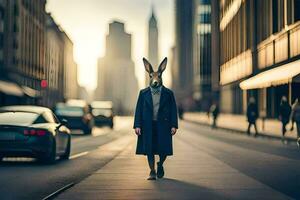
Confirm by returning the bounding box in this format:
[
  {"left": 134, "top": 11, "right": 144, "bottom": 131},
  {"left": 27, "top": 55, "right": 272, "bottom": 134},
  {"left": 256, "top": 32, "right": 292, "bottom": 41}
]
[
  {"left": 143, "top": 58, "right": 153, "bottom": 73},
  {"left": 158, "top": 57, "right": 167, "bottom": 73}
]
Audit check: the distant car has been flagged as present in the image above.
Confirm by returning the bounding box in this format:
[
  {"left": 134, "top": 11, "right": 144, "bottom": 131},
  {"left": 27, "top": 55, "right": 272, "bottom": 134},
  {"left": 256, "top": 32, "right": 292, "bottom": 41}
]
[
  {"left": 0, "top": 106, "right": 71, "bottom": 164},
  {"left": 91, "top": 101, "right": 114, "bottom": 128},
  {"left": 54, "top": 102, "right": 93, "bottom": 134}
]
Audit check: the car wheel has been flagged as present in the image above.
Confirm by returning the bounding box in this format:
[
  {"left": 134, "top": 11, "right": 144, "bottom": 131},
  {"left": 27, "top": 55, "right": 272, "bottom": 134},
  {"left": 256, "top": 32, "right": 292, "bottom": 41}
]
[
  {"left": 40, "top": 140, "right": 56, "bottom": 164},
  {"left": 61, "top": 137, "right": 71, "bottom": 160}
]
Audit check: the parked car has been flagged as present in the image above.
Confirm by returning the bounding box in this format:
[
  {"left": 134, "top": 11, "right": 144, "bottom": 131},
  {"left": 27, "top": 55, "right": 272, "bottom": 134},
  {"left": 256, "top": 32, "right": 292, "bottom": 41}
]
[
  {"left": 54, "top": 101, "right": 93, "bottom": 134},
  {"left": 91, "top": 101, "right": 114, "bottom": 128},
  {"left": 0, "top": 106, "right": 71, "bottom": 164}
]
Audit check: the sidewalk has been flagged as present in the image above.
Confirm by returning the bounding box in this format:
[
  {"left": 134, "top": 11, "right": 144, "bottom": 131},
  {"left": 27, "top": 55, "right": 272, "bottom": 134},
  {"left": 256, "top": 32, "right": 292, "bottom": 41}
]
[
  {"left": 56, "top": 134, "right": 290, "bottom": 200},
  {"left": 184, "top": 112, "right": 297, "bottom": 140}
]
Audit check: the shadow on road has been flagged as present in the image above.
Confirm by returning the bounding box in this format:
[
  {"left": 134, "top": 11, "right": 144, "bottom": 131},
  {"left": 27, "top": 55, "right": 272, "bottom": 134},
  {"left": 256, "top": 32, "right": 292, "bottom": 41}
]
[{"left": 151, "top": 178, "right": 226, "bottom": 199}]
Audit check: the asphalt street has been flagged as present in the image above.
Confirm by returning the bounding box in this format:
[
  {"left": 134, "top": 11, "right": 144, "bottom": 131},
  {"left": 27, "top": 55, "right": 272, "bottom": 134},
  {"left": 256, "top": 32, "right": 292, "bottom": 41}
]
[
  {"left": 1, "top": 118, "right": 300, "bottom": 199},
  {"left": 0, "top": 117, "right": 133, "bottom": 200}
]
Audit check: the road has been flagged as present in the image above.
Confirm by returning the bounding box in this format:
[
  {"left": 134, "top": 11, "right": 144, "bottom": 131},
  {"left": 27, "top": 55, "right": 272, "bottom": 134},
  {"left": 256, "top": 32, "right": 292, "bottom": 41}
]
[
  {"left": 1, "top": 118, "right": 300, "bottom": 199},
  {"left": 0, "top": 117, "right": 133, "bottom": 200},
  {"left": 179, "top": 121, "right": 300, "bottom": 199}
]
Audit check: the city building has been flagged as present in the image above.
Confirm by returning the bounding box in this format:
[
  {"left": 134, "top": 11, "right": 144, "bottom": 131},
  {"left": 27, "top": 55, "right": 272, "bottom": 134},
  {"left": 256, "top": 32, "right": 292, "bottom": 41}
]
[
  {"left": 193, "top": 0, "right": 213, "bottom": 111},
  {"left": 173, "top": 0, "right": 194, "bottom": 107},
  {"left": 145, "top": 6, "right": 159, "bottom": 86},
  {"left": 62, "top": 32, "right": 78, "bottom": 100},
  {"left": 95, "top": 21, "right": 139, "bottom": 115},
  {"left": 218, "top": 0, "right": 300, "bottom": 117},
  {"left": 0, "top": 0, "right": 47, "bottom": 105},
  {"left": 0, "top": 0, "right": 23, "bottom": 105},
  {"left": 45, "top": 13, "right": 65, "bottom": 108}
]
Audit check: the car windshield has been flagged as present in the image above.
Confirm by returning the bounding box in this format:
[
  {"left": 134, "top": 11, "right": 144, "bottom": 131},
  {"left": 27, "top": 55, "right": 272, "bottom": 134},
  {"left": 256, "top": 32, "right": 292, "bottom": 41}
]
[
  {"left": 0, "top": 111, "right": 40, "bottom": 126},
  {"left": 55, "top": 106, "right": 84, "bottom": 117},
  {"left": 92, "top": 108, "right": 112, "bottom": 117}
]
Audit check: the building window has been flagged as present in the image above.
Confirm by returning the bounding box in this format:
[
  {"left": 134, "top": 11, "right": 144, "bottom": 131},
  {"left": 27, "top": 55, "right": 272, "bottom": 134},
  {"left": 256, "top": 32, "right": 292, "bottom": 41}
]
[
  {"left": 13, "top": 23, "right": 18, "bottom": 32},
  {"left": 13, "top": 38, "right": 18, "bottom": 49},
  {"left": 272, "top": 0, "right": 279, "bottom": 33},
  {"left": 0, "top": 8, "right": 4, "bottom": 20},
  {"left": 295, "top": 0, "right": 300, "bottom": 22},
  {"left": 0, "top": 33, "right": 3, "bottom": 48},
  {"left": 0, "top": 49, "right": 3, "bottom": 61},
  {"left": 14, "top": 4, "right": 19, "bottom": 16}
]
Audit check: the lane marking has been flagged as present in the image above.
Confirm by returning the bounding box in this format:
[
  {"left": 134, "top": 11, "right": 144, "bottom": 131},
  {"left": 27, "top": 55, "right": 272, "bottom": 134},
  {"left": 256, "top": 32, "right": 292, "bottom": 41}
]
[
  {"left": 69, "top": 151, "right": 89, "bottom": 159},
  {"left": 42, "top": 182, "right": 75, "bottom": 200}
]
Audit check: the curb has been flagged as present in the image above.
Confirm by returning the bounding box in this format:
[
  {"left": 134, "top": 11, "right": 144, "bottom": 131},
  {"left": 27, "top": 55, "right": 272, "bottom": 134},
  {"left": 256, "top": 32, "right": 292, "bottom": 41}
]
[{"left": 184, "top": 119, "right": 297, "bottom": 143}]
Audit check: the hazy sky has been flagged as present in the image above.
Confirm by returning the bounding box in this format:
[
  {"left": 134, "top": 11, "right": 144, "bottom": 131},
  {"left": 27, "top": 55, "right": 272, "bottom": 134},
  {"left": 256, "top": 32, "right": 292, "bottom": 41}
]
[{"left": 46, "top": 0, "right": 175, "bottom": 90}]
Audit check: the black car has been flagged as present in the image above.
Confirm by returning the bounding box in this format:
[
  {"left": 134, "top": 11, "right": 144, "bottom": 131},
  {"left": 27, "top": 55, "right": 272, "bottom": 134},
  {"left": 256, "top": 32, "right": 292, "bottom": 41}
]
[
  {"left": 91, "top": 101, "right": 114, "bottom": 128},
  {"left": 0, "top": 106, "right": 71, "bottom": 164},
  {"left": 54, "top": 102, "right": 93, "bottom": 134}
]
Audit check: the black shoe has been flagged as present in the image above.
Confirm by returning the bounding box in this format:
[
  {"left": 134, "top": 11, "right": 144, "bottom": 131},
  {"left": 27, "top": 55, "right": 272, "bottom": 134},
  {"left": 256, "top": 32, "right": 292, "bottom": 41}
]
[
  {"left": 147, "top": 170, "right": 156, "bottom": 180},
  {"left": 157, "top": 162, "right": 164, "bottom": 179}
]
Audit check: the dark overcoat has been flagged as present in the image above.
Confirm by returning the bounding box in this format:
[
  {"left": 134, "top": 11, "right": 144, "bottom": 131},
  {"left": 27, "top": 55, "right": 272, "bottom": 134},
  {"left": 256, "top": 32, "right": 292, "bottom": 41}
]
[
  {"left": 133, "top": 86, "right": 178, "bottom": 156},
  {"left": 247, "top": 103, "right": 258, "bottom": 124},
  {"left": 279, "top": 102, "right": 291, "bottom": 124}
]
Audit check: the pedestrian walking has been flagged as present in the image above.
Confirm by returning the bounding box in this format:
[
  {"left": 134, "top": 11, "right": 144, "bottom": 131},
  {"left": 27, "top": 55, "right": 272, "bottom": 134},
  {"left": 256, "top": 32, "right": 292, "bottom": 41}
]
[
  {"left": 210, "top": 103, "right": 219, "bottom": 128},
  {"left": 246, "top": 97, "right": 258, "bottom": 136},
  {"left": 291, "top": 98, "right": 300, "bottom": 147},
  {"left": 134, "top": 57, "right": 178, "bottom": 180},
  {"left": 279, "top": 96, "right": 291, "bottom": 138}
]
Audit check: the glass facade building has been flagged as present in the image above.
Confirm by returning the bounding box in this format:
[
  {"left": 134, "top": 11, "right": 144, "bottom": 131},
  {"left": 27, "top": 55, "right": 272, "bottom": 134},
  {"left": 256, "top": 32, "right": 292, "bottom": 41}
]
[
  {"left": 193, "top": 0, "right": 212, "bottom": 111},
  {"left": 218, "top": 0, "right": 300, "bottom": 117}
]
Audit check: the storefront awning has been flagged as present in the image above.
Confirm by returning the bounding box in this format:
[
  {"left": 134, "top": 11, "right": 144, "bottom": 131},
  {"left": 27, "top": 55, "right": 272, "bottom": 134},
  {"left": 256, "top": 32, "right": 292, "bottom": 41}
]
[
  {"left": 240, "top": 59, "right": 300, "bottom": 90},
  {"left": 0, "top": 80, "right": 24, "bottom": 97},
  {"left": 22, "top": 86, "right": 40, "bottom": 98}
]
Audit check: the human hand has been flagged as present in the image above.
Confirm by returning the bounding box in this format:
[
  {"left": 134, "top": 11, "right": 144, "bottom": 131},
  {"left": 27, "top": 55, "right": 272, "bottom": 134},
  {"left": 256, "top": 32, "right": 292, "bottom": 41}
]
[
  {"left": 135, "top": 128, "right": 141, "bottom": 136},
  {"left": 171, "top": 128, "right": 177, "bottom": 135}
]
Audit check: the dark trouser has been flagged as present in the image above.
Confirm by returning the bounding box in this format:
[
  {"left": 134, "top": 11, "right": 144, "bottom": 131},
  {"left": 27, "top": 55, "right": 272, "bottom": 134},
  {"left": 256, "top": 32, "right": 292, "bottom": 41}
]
[
  {"left": 297, "top": 122, "right": 300, "bottom": 138},
  {"left": 281, "top": 121, "right": 288, "bottom": 136},
  {"left": 212, "top": 116, "right": 217, "bottom": 128},
  {"left": 147, "top": 121, "right": 167, "bottom": 171},
  {"left": 147, "top": 154, "right": 167, "bottom": 171},
  {"left": 247, "top": 122, "right": 258, "bottom": 135}
]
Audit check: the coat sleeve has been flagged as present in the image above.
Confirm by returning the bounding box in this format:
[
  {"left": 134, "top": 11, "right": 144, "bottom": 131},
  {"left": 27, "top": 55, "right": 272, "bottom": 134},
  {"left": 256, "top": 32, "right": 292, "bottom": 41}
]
[
  {"left": 170, "top": 91, "right": 178, "bottom": 129},
  {"left": 133, "top": 91, "right": 143, "bottom": 129}
]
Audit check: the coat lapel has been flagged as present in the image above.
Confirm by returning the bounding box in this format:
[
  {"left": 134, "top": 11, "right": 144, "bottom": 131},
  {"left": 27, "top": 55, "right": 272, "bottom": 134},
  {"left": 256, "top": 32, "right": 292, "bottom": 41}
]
[{"left": 144, "top": 87, "right": 153, "bottom": 110}]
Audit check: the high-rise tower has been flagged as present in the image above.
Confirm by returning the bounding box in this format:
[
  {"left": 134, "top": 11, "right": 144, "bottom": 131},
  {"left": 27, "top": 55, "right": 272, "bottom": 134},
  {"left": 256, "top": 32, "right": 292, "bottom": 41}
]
[{"left": 145, "top": 6, "right": 159, "bottom": 86}]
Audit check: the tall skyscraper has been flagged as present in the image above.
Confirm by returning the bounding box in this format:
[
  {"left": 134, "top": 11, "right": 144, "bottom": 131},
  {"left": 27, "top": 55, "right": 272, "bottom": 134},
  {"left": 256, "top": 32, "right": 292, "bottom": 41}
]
[
  {"left": 173, "top": 0, "right": 194, "bottom": 105},
  {"left": 193, "top": 0, "right": 212, "bottom": 112},
  {"left": 145, "top": 6, "right": 159, "bottom": 86},
  {"left": 95, "top": 21, "right": 139, "bottom": 115}
]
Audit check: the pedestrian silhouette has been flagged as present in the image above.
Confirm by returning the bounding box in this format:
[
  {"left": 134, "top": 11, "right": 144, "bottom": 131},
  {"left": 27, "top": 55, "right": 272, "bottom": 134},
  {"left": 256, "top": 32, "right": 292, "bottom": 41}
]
[
  {"left": 134, "top": 57, "right": 178, "bottom": 180},
  {"left": 291, "top": 98, "right": 300, "bottom": 147},
  {"left": 246, "top": 97, "right": 258, "bottom": 136},
  {"left": 279, "top": 96, "right": 291, "bottom": 139},
  {"left": 210, "top": 102, "right": 219, "bottom": 128}
]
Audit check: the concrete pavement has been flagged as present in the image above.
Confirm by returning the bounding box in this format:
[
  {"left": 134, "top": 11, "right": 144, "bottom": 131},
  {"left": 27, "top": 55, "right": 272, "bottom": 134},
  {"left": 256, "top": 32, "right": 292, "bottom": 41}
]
[
  {"left": 56, "top": 126, "right": 292, "bottom": 200},
  {"left": 184, "top": 112, "right": 297, "bottom": 140}
]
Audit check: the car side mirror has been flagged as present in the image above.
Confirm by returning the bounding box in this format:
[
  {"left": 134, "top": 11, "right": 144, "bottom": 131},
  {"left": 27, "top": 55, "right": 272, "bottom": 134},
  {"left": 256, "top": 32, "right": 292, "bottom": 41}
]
[
  {"left": 57, "top": 119, "right": 68, "bottom": 129},
  {"left": 61, "top": 119, "right": 68, "bottom": 125}
]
